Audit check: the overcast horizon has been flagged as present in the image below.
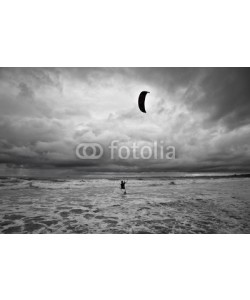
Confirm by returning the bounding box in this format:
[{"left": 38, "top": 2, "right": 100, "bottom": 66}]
[{"left": 1, "top": 67, "right": 250, "bottom": 177}]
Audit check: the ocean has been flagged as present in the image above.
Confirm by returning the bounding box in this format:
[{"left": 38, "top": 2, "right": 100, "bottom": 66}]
[{"left": 0, "top": 173, "right": 250, "bottom": 233}]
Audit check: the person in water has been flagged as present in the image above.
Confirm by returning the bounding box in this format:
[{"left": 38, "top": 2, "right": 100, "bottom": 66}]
[{"left": 120, "top": 180, "right": 128, "bottom": 192}]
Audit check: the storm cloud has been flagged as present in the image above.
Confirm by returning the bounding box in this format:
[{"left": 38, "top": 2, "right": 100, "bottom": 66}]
[{"left": 0, "top": 67, "right": 250, "bottom": 176}]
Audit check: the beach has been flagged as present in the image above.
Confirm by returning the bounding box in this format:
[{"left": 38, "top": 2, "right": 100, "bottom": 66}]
[{"left": 0, "top": 174, "right": 250, "bottom": 234}]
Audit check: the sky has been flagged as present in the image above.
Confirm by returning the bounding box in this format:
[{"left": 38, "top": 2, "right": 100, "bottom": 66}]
[{"left": 0, "top": 67, "right": 250, "bottom": 176}]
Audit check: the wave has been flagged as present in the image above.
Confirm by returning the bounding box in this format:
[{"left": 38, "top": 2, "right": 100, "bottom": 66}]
[{"left": 0, "top": 173, "right": 250, "bottom": 187}]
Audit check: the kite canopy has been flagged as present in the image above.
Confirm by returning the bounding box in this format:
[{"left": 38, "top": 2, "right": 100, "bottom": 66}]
[{"left": 138, "top": 91, "right": 150, "bottom": 113}]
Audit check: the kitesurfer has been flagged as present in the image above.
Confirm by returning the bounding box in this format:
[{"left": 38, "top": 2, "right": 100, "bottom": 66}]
[{"left": 120, "top": 180, "right": 128, "bottom": 193}]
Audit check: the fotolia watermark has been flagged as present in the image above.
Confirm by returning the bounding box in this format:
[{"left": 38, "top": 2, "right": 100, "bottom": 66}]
[
  {"left": 76, "top": 140, "right": 176, "bottom": 160},
  {"left": 75, "top": 143, "right": 104, "bottom": 159}
]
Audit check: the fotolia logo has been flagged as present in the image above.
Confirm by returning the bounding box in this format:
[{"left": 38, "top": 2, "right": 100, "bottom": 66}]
[
  {"left": 75, "top": 143, "right": 104, "bottom": 160},
  {"left": 75, "top": 140, "right": 176, "bottom": 160}
]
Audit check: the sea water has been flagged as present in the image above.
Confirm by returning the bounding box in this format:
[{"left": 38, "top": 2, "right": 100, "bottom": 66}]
[{"left": 0, "top": 173, "right": 250, "bottom": 233}]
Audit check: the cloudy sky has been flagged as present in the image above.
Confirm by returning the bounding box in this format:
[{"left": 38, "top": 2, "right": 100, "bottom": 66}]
[{"left": 0, "top": 67, "right": 250, "bottom": 176}]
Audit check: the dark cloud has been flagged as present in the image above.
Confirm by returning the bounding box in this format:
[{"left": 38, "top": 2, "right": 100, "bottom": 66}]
[
  {"left": 129, "top": 68, "right": 250, "bottom": 130},
  {"left": 185, "top": 68, "right": 250, "bottom": 130},
  {"left": 0, "top": 67, "right": 250, "bottom": 175}
]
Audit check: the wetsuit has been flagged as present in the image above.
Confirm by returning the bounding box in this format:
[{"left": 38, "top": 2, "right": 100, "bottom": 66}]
[{"left": 121, "top": 181, "right": 125, "bottom": 189}]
